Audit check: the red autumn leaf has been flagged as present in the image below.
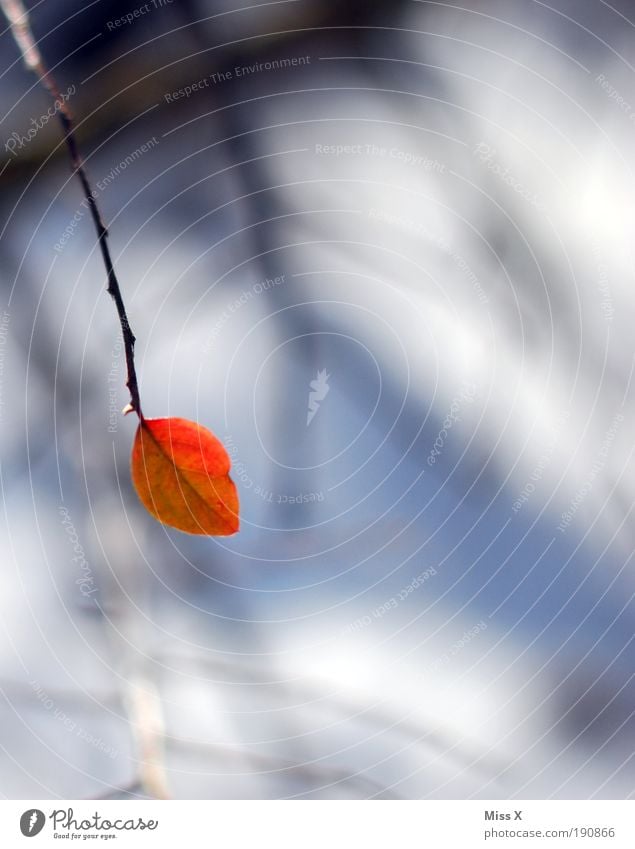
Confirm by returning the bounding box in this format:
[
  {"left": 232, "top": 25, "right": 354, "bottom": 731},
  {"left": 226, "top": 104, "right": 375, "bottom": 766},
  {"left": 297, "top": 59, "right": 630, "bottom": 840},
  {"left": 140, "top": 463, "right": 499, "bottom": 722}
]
[{"left": 130, "top": 417, "right": 239, "bottom": 536}]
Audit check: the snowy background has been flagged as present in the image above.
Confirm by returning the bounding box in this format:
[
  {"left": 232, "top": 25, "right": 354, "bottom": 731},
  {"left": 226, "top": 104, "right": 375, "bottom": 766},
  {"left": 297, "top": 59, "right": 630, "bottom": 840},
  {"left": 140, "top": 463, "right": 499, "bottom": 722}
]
[{"left": 1, "top": 0, "right": 635, "bottom": 798}]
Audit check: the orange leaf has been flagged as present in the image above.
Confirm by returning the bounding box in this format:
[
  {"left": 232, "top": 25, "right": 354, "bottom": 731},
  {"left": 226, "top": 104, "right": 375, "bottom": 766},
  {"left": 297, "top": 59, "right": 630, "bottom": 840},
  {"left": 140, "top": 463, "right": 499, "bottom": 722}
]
[{"left": 131, "top": 417, "right": 239, "bottom": 536}]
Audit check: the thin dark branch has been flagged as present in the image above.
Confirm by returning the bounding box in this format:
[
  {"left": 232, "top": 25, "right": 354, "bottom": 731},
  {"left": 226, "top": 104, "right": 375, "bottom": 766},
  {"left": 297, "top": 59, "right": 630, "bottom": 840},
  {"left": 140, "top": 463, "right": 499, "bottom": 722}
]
[{"left": 1, "top": 0, "right": 143, "bottom": 418}]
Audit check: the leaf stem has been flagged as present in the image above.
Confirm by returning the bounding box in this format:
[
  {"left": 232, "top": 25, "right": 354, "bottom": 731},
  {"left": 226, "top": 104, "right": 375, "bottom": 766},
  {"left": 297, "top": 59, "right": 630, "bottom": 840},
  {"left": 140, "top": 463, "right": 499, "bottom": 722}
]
[{"left": 2, "top": 0, "right": 143, "bottom": 418}]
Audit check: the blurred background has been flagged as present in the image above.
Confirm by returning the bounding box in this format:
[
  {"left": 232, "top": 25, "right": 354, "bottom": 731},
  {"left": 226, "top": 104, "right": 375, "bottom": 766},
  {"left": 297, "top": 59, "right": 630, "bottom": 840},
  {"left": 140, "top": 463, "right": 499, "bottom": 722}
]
[{"left": 1, "top": 0, "right": 635, "bottom": 799}]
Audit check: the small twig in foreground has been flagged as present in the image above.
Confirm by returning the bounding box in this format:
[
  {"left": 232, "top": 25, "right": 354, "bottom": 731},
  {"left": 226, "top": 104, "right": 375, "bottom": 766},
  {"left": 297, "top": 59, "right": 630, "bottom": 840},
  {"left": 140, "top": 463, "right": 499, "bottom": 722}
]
[{"left": 1, "top": 0, "right": 143, "bottom": 417}]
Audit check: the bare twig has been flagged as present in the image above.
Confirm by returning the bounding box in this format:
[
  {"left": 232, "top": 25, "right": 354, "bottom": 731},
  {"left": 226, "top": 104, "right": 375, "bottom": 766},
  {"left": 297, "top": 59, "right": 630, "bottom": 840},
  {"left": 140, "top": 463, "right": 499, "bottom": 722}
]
[
  {"left": 126, "top": 677, "right": 171, "bottom": 799},
  {"left": 1, "top": 0, "right": 143, "bottom": 417}
]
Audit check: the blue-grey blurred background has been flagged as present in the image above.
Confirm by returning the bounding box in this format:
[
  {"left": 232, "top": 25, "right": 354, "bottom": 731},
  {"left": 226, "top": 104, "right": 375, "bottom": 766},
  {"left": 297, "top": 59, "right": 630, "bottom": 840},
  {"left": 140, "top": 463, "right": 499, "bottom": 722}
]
[{"left": 1, "top": 0, "right": 635, "bottom": 799}]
